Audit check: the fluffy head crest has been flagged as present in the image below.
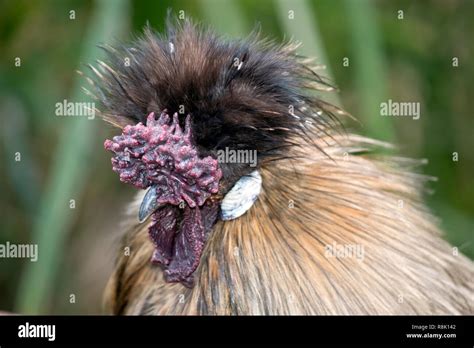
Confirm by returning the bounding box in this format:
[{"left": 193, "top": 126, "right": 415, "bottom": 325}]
[{"left": 87, "top": 18, "right": 343, "bottom": 184}]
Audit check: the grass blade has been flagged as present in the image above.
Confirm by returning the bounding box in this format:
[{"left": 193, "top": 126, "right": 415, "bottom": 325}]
[{"left": 15, "top": 0, "right": 130, "bottom": 314}]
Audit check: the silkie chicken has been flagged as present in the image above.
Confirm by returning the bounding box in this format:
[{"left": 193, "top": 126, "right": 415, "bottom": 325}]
[{"left": 85, "top": 18, "right": 474, "bottom": 315}]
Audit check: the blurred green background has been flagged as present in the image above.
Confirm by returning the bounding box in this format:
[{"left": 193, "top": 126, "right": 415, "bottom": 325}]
[{"left": 0, "top": 0, "right": 472, "bottom": 314}]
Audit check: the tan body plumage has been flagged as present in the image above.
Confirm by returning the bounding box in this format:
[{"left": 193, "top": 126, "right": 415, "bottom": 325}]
[{"left": 104, "top": 133, "right": 474, "bottom": 315}]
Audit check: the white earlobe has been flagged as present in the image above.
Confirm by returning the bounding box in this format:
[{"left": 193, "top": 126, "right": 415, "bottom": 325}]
[{"left": 220, "top": 170, "right": 262, "bottom": 221}]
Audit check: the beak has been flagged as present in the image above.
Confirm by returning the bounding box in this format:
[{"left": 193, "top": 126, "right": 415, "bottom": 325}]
[{"left": 138, "top": 185, "right": 162, "bottom": 223}]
